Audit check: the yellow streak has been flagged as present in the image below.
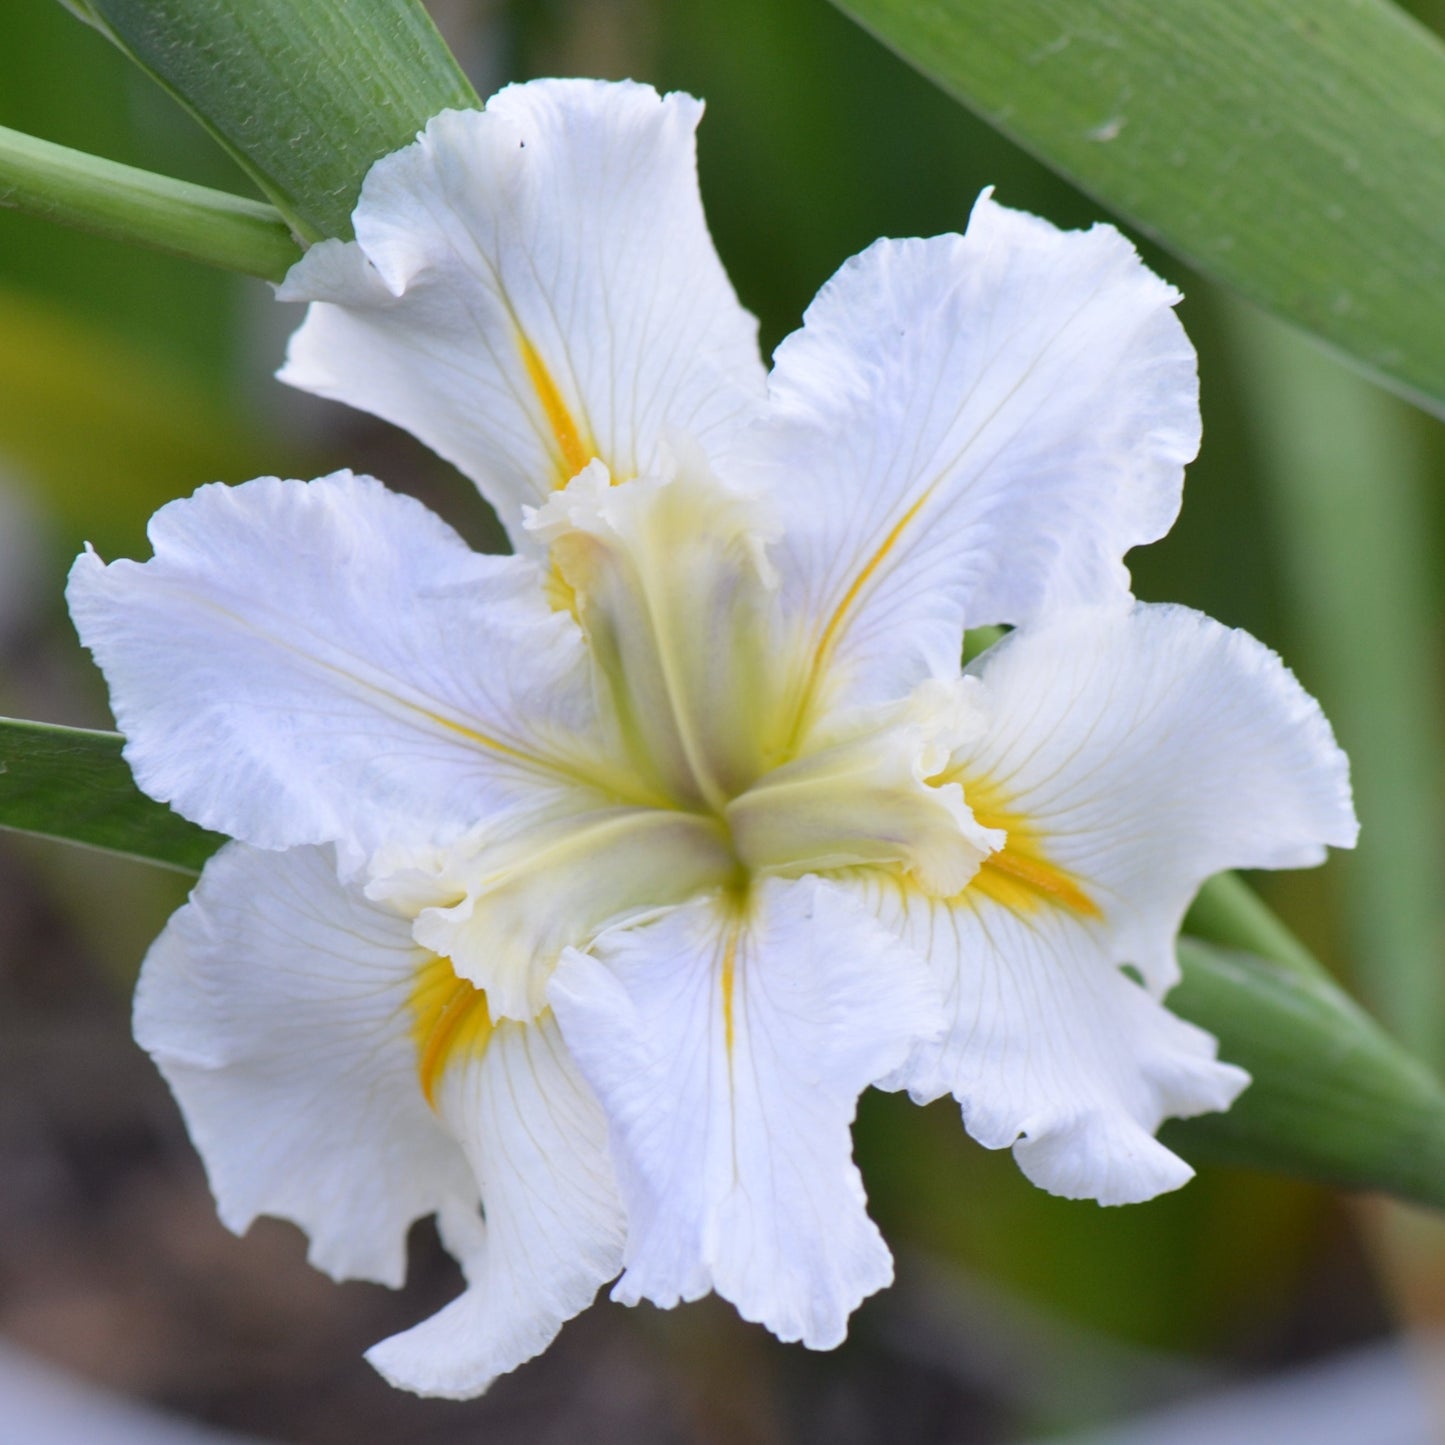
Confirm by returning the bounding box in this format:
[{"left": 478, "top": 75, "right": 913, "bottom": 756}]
[
  {"left": 410, "top": 957, "right": 494, "bottom": 1109},
  {"left": 793, "top": 487, "right": 936, "bottom": 738},
  {"left": 973, "top": 845, "right": 1100, "bottom": 917},
  {"left": 720, "top": 914, "right": 741, "bottom": 1059},
  {"left": 427, "top": 708, "right": 544, "bottom": 765},
  {"left": 518, "top": 333, "right": 592, "bottom": 482},
  {"left": 199, "top": 593, "right": 544, "bottom": 770},
  {"left": 964, "top": 781, "right": 1100, "bottom": 919},
  {"left": 716, "top": 894, "right": 749, "bottom": 1185}
]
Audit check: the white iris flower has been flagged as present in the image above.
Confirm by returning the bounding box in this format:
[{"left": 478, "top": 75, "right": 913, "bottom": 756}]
[{"left": 66, "top": 79, "right": 1357, "bottom": 1398}]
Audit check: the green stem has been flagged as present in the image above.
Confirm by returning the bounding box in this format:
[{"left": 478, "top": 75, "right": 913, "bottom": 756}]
[
  {"left": 1183, "top": 871, "right": 1329, "bottom": 982},
  {"left": 0, "top": 123, "right": 301, "bottom": 280}
]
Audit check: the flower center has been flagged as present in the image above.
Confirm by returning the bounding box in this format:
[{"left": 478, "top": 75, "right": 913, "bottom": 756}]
[
  {"left": 530, "top": 455, "right": 1000, "bottom": 894},
  {"left": 388, "top": 455, "right": 1002, "bottom": 1043},
  {"left": 529, "top": 454, "right": 790, "bottom": 813}
]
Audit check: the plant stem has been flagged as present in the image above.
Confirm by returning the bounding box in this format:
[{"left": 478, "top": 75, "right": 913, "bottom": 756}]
[{"left": 0, "top": 124, "right": 301, "bottom": 280}]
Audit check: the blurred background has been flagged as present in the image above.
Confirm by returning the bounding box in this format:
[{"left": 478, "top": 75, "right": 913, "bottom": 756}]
[{"left": 3, "top": 1, "right": 1445, "bottom": 1440}]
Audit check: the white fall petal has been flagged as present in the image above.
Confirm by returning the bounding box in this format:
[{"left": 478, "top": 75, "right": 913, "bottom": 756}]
[
  {"left": 368, "top": 1010, "right": 625, "bottom": 1398},
  {"left": 952, "top": 603, "right": 1357, "bottom": 996},
  {"left": 279, "top": 80, "right": 766, "bottom": 545},
  {"left": 735, "top": 193, "right": 1199, "bottom": 716},
  {"left": 135, "top": 842, "right": 476, "bottom": 1288},
  {"left": 857, "top": 602, "right": 1354, "bottom": 1203},
  {"left": 66, "top": 471, "right": 616, "bottom": 862},
  {"left": 863, "top": 885, "right": 1249, "bottom": 1204},
  {"left": 550, "top": 877, "right": 942, "bottom": 1348},
  {"left": 136, "top": 841, "right": 625, "bottom": 1398}
]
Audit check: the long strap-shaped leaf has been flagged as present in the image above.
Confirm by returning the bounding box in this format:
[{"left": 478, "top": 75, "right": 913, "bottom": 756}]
[
  {"left": 0, "top": 716, "right": 222, "bottom": 873},
  {"left": 4, "top": 715, "right": 1442, "bottom": 1206},
  {"left": 830, "top": 0, "right": 1445, "bottom": 418},
  {"left": 1166, "top": 939, "right": 1445, "bottom": 1210},
  {"left": 61, "top": 0, "right": 479, "bottom": 242}
]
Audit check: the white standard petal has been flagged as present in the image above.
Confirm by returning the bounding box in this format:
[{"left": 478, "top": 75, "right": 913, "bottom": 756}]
[
  {"left": 741, "top": 192, "right": 1199, "bottom": 717},
  {"left": 549, "top": 877, "right": 943, "bottom": 1349},
  {"left": 133, "top": 842, "right": 476, "bottom": 1287},
  {"left": 67, "top": 471, "right": 626, "bottom": 861},
  {"left": 368, "top": 1009, "right": 625, "bottom": 1399},
  {"left": 279, "top": 80, "right": 765, "bottom": 544}
]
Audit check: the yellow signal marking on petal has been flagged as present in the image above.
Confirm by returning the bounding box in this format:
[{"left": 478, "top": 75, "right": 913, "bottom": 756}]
[
  {"left": 972, "top": 845, "right": 1100, "bottom": 917},
  {"left": 792, "top": 486, "right": 937, "bottom": 740},
  {"left": 716, "top": 894, "right": 749, "bottom": 1182},
  {"left": 720, "top": 912, "right": 742, "bottom": 1059},
  {"left": 424, "top": 708, "right": 544, "bottom": 764},
  {"left": 961, "top": 778, "right": 1101, "bottom": 919},
  {"left": 393, "top": 688, "right": 667, "bottom": 811},
  {"left": 518, "top": 333, "right": 593, "bottom": 483},
  {"left": 411, "top": 956, "right": 494, "bottom": 1109},
  {"left": 813, "top": 488, "right": 935, "bottom": 672}
]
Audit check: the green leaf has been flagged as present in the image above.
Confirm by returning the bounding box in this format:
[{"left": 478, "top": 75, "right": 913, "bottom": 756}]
[
  {"left": 1183, "top": 870, "right": 1329, "bottom": 983},
  {"left": 0, "top": 123, "right": 300, "bottom": 279},
  {"left": 1166, "top": 937, "right": 1445, "bottom": 1209},
  {"left": 828, "top": 0, "right": 1445, "bottom": 417},
  {"left": 0, "top": 717, "right": 223, "bottom": 873},
  {"left": 1224, "top": 300, "right": 1445, "bottom": 1070},
  {"left": 62, "top": 0, "right": 479, "bottom": 241}
]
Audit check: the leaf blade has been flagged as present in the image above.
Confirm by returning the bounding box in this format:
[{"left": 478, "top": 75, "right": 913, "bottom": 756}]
[
  {"left": 1167, "top": 937, "right": 1445, "bottom": 1209},
  {"left": 64, "top": 0, "right": 479, "bottom": 241},
  {"left": 829, "top": 0, "right": 1445, "bottom": 416},
  {"left": 1224, "top": 300, "right": 1445, "bottom": 1069},
  {"left": 0, "top": 716, "right": 223, "bottom": 873}
]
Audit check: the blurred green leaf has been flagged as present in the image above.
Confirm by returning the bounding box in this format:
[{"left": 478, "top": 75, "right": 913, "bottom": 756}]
[
  {"left": 1225, "top": 301, "right": 1445, "bottom": 1070},
  {"left": 2, "top": 1, "right": 255, "bottom": 377},
  {"left": 1184, "top": 870, "right": 1329, "bottom": 982},
  {"left": 0, "top": 123, "right": 300, "bottom": 279},
  {"left": 1166, "top": 937, "right": 1445, "bottom": 1208},
  {"left": 0, "top": 717, "right": 223, "bottom": 873},
  {"left": 61, "top": 0, "right": 479, "bottom": 241},
  {"left": 862, "top": 1077, "right": 1322, "bottom": 1359},
  {"left": 0, "top": 284, "right": 303, "bottom": 562},
  {"left": 829, "top": 0, "right": 1445, "bottom": 417}
]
